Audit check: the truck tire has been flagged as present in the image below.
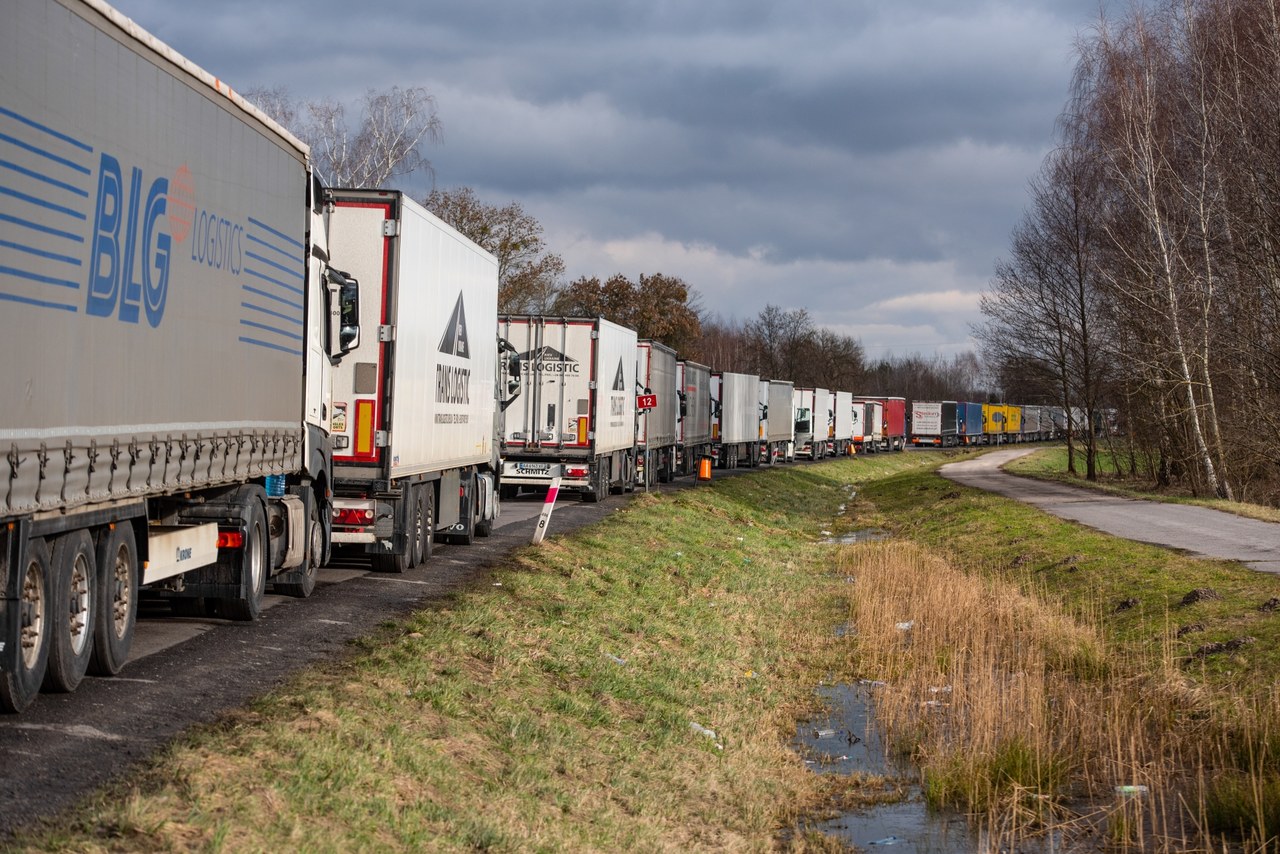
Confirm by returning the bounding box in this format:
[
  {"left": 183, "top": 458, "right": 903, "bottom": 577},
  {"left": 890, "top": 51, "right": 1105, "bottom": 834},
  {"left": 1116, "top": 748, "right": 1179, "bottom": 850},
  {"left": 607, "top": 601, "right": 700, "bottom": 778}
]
[
  {"left": 0, "top": 537, "right": 52, "bottom": 713},
  {"left": 409, "top": 485, "right": 428, "bottom": 567},
  {"left": 89, "top": 522, "right": 138, "bottom": 676},
  {"left": 42, "top": 530, "right": 96, "bottom": 693},
  {"left": 274, "top": 499, "right": 321, "bottom": 598},
  {"left": 216, "top": 496, "right": 268, "bottom": 621},
  {"left": 582, "top": 462, "right": 606, "bottom": 503}
]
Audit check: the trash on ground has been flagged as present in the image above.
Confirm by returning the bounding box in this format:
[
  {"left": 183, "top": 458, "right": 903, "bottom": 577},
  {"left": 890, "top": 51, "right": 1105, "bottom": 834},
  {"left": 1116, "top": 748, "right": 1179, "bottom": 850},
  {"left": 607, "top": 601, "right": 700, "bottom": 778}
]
[
  {"left": 603, "top": 653, "right": 626, "bottom": 665},
  {"left": 868, "top": 836, "right": 904, "bottom": 846},
  {"left": 814, "top": 728, "right": 837, "bottom": 738},
  {"left": 1115, "top": 785, "right": 1148, "bottom": 797},
  {"left": 895, "top": 621, "right": 914, "bottom": 631}
]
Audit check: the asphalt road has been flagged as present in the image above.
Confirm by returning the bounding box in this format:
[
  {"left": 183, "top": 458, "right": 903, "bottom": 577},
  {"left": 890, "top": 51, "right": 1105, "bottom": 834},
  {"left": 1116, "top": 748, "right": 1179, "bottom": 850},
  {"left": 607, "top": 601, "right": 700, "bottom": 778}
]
[
  {"left": 0, "top": 467, "right": 748, "bottom": 839},
  {"left": 941, "top": 449, "right": 1280, "bottom": 572}
]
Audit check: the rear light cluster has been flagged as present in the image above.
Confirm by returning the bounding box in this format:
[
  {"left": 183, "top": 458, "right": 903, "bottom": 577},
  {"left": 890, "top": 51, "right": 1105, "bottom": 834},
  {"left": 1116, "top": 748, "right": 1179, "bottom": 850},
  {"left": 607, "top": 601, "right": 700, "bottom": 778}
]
[
  {"left": 216, "top": 531, "right": 244, "bottom": 549},
  {"left": 566, "top": 466, "right": 588, "bottom": 479},
  {"left": 333, "top": 507, "right": 375, "bottom": 527}
]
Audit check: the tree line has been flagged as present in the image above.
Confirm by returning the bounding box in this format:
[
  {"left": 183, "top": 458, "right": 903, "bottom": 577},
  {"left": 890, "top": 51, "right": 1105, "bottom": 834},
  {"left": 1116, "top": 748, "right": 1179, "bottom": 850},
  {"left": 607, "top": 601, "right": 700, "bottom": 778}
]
[
  {"left": 979, "top": 0, "right": 1280, "bottom": 500},
  {"left": 246, "top": 86, "right": 989, "bottom": 403}
]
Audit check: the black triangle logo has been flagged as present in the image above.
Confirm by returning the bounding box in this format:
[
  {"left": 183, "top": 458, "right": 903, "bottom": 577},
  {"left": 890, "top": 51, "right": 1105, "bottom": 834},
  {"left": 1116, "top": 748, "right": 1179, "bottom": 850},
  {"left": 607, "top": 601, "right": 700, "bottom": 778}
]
[
  {"left": 438, "top": 293, "right": 470, "bottom": 358},
  {"left": 613, "top": 358, "right": 625, "bottom": 391}
]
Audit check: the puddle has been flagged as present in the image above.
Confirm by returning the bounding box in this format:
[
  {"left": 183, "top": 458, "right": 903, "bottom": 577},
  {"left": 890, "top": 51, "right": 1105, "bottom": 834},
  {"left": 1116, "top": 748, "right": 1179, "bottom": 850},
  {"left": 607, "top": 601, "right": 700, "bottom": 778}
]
[
  {"left": 794, "top": 683, "right": 1076, "bottom": 853},
  {"left": 823, "top": 528, "right": 892, "bottom": 545},
  {"left": 794, "top": 683, "right": 975, "bottom": 852}
]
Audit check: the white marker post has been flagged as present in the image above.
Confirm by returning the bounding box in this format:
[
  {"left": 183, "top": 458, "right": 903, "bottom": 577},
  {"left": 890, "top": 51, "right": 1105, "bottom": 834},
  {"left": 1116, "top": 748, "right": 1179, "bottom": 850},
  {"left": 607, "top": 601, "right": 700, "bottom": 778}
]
[{"left": 531, "top": 477, "right": 562, "bottom": 545}]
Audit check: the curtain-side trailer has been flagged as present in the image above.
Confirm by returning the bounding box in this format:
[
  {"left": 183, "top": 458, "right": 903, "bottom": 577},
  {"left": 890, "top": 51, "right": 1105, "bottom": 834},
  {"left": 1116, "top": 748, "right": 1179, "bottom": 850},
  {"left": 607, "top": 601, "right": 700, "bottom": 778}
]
[
  {"left": 676, "top": 360, "right": 713, "bottom": 475},
  {"left": 712, "top": 371, "right": 761, "bottom": 468},
  {"left": 957, "top": 402, "right": 986, "bottom": 445},
  {"left": 326, "top": 190, "right": 508, "bottom": 573},
  {"left": 0, "top": 0, "right": 361, "bottom": 712},
  {"left": 636, "top": 340, "right": 678, "bottom": 485},
  {"left": 911, "top": 401, "right": 958, "bottom": 446},
  {"left": 499, "top": 316, "right": 638, "bottom": 501}
]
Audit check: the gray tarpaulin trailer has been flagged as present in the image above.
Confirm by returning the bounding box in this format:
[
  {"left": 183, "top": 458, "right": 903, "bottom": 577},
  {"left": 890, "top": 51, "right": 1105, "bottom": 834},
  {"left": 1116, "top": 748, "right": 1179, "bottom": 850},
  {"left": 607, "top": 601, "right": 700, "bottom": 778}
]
[{"left": 0, "top": 0, "right": 359, "bottom": 712}]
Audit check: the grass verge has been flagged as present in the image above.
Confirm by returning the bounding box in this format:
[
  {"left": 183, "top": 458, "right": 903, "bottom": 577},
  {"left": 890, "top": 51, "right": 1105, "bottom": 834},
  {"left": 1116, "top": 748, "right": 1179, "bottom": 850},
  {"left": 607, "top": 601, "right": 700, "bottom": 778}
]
[
  {"left": 13, "top": 456, "right": 931, "bottom": 853},
  {"left": 14, "top": 447, "right": 1280, "bottom": 852}
]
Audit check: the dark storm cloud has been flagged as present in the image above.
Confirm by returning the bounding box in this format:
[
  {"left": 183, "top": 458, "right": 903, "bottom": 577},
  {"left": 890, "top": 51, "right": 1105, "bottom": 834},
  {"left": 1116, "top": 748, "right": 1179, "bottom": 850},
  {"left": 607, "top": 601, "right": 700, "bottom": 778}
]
[{"left": 112, "top": 0, "right": 1105, "bottom": 355}]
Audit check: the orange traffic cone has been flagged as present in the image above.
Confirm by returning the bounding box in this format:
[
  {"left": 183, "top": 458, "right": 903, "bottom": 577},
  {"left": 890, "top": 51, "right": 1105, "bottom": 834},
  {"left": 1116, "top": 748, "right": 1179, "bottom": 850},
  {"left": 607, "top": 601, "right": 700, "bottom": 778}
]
[{"left": 697, "top": 457, "right": 713, "bottom": 481}]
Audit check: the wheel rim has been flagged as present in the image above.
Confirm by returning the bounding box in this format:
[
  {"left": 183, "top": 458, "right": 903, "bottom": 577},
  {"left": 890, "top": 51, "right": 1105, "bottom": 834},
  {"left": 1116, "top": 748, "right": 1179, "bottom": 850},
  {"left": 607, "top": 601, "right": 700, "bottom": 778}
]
[
  {"left": 248, "top": 521, "right": 266, "bottom": 595},
  {"left": 19, "top": 557, "right": 45, "bottom": 670},
  {"left": 108, "top": 543, "right": 132, "bottom": 641},
  {"left": 68, "top": 550, "right": 92, "bottom": 656}
]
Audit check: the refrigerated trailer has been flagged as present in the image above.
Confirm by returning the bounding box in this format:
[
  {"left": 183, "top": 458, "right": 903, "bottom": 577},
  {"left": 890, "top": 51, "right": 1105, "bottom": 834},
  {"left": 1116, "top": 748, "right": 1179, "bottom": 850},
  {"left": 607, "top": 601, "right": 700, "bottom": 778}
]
[
  {"left": 0, "top": 0, "right": 361, "bottom": 712},
  {"left": 830, "top": 391, "right": 854, "bottom": 456},
  {"left": 854, "top": 396, "right": 905, "bottom": 451},
  {"left": 636, "top": 340, "right": 678, "bottom": 485},
  {"left": 499, "top": 316, "right": 638, "bottom": 500},
  {"left": 793, "top": 387, "right": 829, "bottom": 459},
  {"left": 326, "top": 190, "right": 511, "bottom": 572},
  {"left": 760, "top": 379, "right": 795, "bottom": 463},
  {"left": 713, "top": 371, "right": 761, "bottom": 468},
  {"left": 676, "top": 360, "right": 713, "bottom": 475}
]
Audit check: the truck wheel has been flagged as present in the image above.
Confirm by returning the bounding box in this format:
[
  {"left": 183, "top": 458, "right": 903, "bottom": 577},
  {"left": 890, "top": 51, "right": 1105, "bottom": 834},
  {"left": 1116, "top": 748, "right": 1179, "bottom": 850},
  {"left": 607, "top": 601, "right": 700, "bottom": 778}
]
[
  {"left": 409, "top": 485, "right": 427, "bottom": 567},
  {"left": 0, "top": 537, "right": 52, "bottom": 712},
  {"left": 582, "top": 463, "right": 606, "bottom": 503},
  {"left": 217, "top": 497, "right": 268, "bottom": 621},
  {"left": 89, "top": 523, "right": 138, "bottom": 676},
  {"left": 476, "top": 487, "right": 494, "bottom": 537},
  {"left": 274, "top": 499, "right": 321, "bottom": 598},
  {"left": 42, "top": 530, "right": 97, "bottom": 693}
]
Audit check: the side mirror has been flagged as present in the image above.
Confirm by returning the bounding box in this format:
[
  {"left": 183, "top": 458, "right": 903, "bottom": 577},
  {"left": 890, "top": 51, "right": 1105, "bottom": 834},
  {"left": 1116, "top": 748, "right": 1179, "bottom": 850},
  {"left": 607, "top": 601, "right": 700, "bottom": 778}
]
[
  {"left": 677, "top": 390, "right": 688, "bottom": 419},
  {"left": 326, "top": 267, "right": 360, "bottom": 359}
]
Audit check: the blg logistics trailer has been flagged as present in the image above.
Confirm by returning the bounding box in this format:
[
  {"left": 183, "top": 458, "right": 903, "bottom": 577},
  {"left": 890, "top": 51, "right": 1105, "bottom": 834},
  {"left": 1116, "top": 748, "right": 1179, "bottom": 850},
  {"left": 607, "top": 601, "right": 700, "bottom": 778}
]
[
  {"left": 499, "top": 316, "right": 638, "bottom": 500},
  {"left": 326, "top": 190, "right": 514, "bottom": 573},
  {"left": 636, "top": 340, "right": 678, "bottom": 485},
  {"left": 0, "top": 0, "right": 361, "bottom": 712}
]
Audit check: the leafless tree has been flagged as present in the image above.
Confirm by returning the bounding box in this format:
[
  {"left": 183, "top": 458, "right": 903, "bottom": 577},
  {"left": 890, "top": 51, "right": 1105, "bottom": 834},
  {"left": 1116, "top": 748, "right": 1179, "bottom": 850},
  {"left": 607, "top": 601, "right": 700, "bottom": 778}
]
[{"left": 245, "top": 85, "right": 441, "bottom": 189}]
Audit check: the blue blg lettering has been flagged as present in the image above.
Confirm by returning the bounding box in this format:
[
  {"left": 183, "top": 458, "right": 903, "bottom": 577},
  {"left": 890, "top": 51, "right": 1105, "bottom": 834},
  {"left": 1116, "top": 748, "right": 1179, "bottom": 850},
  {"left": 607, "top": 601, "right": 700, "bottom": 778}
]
[{"left": 86, "top": 152, "right": 170, "bottom": 328}]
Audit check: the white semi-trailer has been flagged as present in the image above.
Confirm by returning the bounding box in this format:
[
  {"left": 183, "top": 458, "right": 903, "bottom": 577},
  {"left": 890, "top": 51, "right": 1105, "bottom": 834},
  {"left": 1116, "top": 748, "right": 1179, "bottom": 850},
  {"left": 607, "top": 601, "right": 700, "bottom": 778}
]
[
  {"left": 636, "top": 340, "right": 679, "bottom": 485},
  {"left": 830, "top": 391, "right": 854, "bottom": 456},
  {"left": 325, "top": 190, "right": 512, "bottom": 573},
  {"left": 793, "top": 387, "right": 829, "bottom": 459},
  {"left": 499, "top": 317, "right": 638, "bottom": 501},
  {"left": 0, "top": 0, "right": 361, "bottom": 711},
  {"left": 760, "top": 379, "right": 796, "bottom": 463},
  {"left": 676, "top": 360, "right": 713, "bottom": 475},
  {"left": 712, "top": 371, "right": 761, "bottom": 468}
]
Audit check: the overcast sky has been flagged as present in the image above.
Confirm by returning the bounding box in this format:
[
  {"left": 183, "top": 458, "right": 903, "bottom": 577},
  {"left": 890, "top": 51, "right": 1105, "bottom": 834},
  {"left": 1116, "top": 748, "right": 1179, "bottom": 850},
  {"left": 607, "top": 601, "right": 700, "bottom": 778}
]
[{"left": 117, "top": 0, "right": 1103, "bottom": 360}]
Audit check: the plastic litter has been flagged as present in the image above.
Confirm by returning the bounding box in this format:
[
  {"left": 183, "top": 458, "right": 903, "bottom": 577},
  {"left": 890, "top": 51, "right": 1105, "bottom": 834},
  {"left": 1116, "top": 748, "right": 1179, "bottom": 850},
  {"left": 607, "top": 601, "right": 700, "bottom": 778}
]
[
  {"left": 689, "top": 721, "right": 724, "bottom": 750},
  {"left": 858, "top": 679, "right": 887, "bottom": 688},
  {"left": 895, "top": 620, "right": 914, "bottom": 631},
  {"left": 929, "top": 685, "right": 953, "bottom": 694},
  {"left": 1115, "top": 785, "right": 1149, "bottom": 797},
  {"left": 820, "top": 530, "right": 833, "bottom": 536},
  {"left": 868, "top": 836, "right": 904, "bottom": 845},
  {"left": 603, "top": 653, "right": 626, "bottom": 665},
  {"left": 814, "top": 728, "right": 837, "bottom": 738}
]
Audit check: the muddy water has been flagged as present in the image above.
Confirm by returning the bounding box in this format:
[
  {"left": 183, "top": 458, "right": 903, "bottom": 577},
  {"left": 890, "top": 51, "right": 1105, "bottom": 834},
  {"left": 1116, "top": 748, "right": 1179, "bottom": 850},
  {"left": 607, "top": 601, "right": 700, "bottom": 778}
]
[
  {"left": 822, "top": 528, "right": 892, "bottom": 546},
  {"left": 794, "top": 683, "right": 978, "bottom": 851}
]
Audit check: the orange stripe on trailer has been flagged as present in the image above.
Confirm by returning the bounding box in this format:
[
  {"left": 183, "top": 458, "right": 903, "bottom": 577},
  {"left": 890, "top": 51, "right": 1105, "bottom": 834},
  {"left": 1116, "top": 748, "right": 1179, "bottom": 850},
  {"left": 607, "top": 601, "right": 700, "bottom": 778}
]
[{"left": 355, "top": 400, "right": 375, "bottom": 456}]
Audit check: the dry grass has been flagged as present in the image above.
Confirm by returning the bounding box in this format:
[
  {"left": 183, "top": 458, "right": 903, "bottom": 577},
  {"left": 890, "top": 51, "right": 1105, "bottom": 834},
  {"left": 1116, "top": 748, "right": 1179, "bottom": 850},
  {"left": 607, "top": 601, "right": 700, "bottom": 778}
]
[{"left": 837, "top": 538, "right": 1280, "bottom": 852}]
